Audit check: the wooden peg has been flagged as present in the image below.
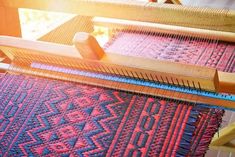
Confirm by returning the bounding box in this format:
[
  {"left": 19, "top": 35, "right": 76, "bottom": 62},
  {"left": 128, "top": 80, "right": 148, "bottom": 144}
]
[{"left": 73, "top": 32, "right": 105, "bottom": 60}]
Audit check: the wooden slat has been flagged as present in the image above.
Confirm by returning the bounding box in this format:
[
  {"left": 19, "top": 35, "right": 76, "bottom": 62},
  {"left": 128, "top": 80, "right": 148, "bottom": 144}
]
[
  {"left": 1, "top": 0, "right": 235, "bottom": 32},
  {"left": 93, "top": 17, "right": 235, "bottom": 43}
]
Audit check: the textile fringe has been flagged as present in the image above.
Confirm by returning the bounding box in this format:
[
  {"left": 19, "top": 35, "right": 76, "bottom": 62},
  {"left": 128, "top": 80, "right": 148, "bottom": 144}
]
[
  {"left": 190, "top": 108, "right": 224, "bottom": 156},
  {"left": 177, "top": 108, "right": 198, "bottom": 156}
]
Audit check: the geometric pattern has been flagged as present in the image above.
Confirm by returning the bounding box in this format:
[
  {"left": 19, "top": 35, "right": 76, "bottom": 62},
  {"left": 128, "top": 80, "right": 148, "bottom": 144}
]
[
  {"left": 104, "top": 31, "right": 235, "bottom": 73},
  {"left": 0, "top": 31, "right": 232, "bottom": 156},
  {"left": 0, "top": 74, "right": 223, "bottom": 156}
]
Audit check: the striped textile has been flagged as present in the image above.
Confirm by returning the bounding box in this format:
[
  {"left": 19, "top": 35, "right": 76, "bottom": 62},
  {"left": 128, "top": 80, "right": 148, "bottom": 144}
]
[{"left": 0, "top": 74, "right": 223, "bottom": 156}]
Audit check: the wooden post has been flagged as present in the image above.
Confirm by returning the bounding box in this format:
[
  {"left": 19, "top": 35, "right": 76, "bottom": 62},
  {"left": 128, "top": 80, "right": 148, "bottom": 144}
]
[
  {"left": 0, "top": 4, "right": 21, "bottom": 69},
  {"left": 0, "top": 6, "right": 21, "bottom": 37}
]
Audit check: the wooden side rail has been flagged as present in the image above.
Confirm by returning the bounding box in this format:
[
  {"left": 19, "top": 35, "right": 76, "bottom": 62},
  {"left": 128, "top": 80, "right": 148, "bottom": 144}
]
[
  {"left": 93, "top": 17, "right": 235, "bottom": 43},
  {"left": 0, "top": 0, "right": 235, "bottom": 33}
]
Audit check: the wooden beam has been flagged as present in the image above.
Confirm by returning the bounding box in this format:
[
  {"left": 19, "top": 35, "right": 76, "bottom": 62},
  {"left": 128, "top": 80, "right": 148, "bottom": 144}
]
[
  {"left": 93, "top": 17, "right": 235, "bottom": 43},
  {"left": 1, "top": 0, "right": 235, "bottom": 33}
]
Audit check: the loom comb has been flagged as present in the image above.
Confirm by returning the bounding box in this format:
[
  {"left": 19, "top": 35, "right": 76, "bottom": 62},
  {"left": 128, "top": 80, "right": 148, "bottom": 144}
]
[{"left": 0, "top": 0, "right": 235, "bottom": 109}]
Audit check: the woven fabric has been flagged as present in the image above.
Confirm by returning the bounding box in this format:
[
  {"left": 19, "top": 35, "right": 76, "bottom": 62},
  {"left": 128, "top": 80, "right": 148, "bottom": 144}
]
[
  {"left": 0, "top": 74, "right": 222, "bottom": 156},
  {"left": 103, "top": 31, "right": 235, "bottom": 156},
  {"left": 0, "top": 32, "right": 232, "bottom": 156},
  {"left": 104, "top": 31, "right": 235, "bottom": 72}
]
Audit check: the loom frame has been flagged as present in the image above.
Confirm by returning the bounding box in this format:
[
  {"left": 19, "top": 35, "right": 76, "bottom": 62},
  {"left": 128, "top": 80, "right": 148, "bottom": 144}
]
[{"left": 0, "top": 0, "right": 235, "bottom": 153}]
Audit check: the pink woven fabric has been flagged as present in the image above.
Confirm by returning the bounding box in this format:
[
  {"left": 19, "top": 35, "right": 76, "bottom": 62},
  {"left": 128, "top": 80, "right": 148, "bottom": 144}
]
[
  {"left": 104, "top": 31, "right": 235, "bottom": 73},
  {"left": 103, "top": 31, "right": 234, "bottom": 156},
  {"left": 0, "top": 31, "right": 232, "bottom": 157}
]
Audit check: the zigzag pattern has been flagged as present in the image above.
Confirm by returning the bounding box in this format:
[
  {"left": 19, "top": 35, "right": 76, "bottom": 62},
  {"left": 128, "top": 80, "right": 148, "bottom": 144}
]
[
  {"left": 0, "top": 74, "right": 223, "bottom": 157},
  {"left": 0, "top": 75, "right": 132, "bottom": 156}
]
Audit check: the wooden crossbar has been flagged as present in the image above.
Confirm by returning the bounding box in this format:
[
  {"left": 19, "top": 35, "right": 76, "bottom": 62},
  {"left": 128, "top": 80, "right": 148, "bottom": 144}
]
[{"left": 0, "top": 0, "right": 235, "bottom": 32}]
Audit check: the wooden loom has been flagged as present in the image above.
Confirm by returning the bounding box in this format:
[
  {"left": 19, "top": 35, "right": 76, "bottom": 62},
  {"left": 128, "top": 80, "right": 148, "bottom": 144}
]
[{"left": 0, "top": 0, "right": 235, "bottom": 153}]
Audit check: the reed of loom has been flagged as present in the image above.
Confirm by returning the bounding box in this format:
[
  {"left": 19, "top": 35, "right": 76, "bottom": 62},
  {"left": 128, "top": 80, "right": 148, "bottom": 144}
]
[{"left": 0, "top": 0, "right": 234, "bottom": 108}]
